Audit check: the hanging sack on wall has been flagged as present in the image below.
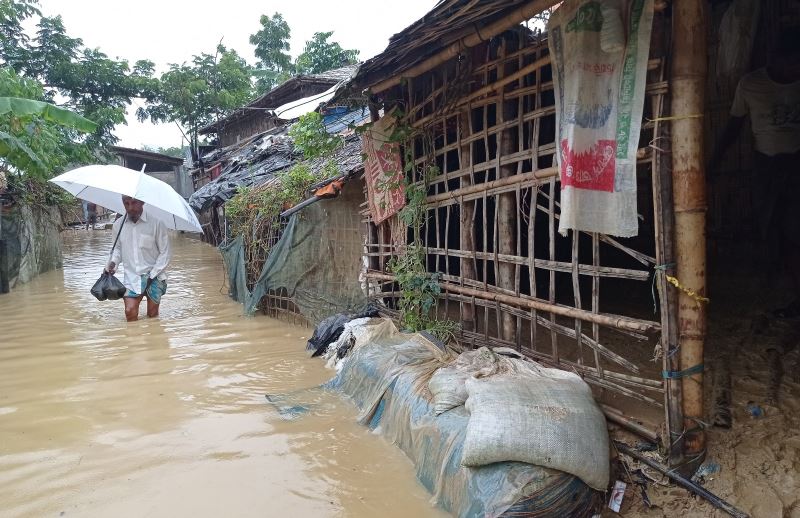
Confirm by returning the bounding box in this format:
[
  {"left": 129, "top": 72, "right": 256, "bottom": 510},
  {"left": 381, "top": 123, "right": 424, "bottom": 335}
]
[
  {"left": 548, "top": 0, "right": 655, "bottom": 238},
  {"left": 90, "top": 215, "right": 127, "bottom": 301}
]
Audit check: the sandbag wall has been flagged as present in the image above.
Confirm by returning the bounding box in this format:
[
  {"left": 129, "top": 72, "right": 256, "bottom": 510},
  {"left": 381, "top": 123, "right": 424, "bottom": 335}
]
[{"left": 317, "top": 318, "right": 606, "bottom": 517}]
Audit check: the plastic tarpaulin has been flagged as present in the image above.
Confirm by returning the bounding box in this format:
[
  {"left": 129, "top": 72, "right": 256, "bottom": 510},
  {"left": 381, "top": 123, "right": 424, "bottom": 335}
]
[
  {"left": 326, "top": 319, "right": 601, "bottom": 517},
  {"left": 219, "top": 198, "right": 368, "bottom": 323},
  {"left": 549, "top": 0, "right": 654, "bottom": 237}
]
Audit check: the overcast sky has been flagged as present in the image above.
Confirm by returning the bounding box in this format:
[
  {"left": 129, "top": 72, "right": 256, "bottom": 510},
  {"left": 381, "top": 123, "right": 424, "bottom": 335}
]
[{"left": 35, "top": 0, "right": 436, "bottom": 149}]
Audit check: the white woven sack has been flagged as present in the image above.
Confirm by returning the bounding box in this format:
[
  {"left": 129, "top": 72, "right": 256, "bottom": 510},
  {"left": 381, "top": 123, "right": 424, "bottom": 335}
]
[
  {"left": 428, "top": 367, "right": 470, "bottom": 414},
  {"left": 428, "top": 347, "right": 502, "bottom": 414},
  {"left": 461, "top": 373, "right": 610, "bottom": 490}
]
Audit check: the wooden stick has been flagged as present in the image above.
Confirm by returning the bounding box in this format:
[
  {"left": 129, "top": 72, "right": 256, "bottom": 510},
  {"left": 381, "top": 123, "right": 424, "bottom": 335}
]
[
  {"left": 614, "top": 442, "right": 750, "bottom": 518},
  {"left": 650, "top": 50, "right": 684, "bottom": 465},
  {"left": 601, "top": 405, "right": 660, "bottom": 442},
  {"left": 445, "top": 290, "right": 644, "bottom": 372},
  {"left": 547, "top": 179, "right": 559, "bottom": 362},
  {"left": 458, "top": 109, "right": 477, "bottom": 331},
  {"left": 464, "top": 55, "right": 550, "bottom": 106},
  {"left": 497, "top": 41, "right": 517, "bottom": 342}
]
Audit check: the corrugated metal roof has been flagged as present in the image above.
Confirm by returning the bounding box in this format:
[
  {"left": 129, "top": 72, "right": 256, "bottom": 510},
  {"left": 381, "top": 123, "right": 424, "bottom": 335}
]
[{"left": 322, "top": 106, "right": 370, "bottom": 134}]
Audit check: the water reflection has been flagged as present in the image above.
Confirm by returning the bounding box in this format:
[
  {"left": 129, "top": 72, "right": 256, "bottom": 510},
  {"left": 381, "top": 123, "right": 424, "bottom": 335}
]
[{"left": 0, "top": 230, "right": 443, "bottom": 518}]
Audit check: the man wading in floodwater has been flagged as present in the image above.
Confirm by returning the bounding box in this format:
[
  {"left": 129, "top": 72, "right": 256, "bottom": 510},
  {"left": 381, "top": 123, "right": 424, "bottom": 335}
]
[{"left": 105, "top": 195, "right": 172, "bottom": 321}]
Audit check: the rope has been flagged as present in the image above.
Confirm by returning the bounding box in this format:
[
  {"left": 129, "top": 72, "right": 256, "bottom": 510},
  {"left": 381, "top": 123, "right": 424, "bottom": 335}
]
[
  {"left": 651, "top": 262, "right": 675, "bottom": 313},
  {"left": 663, "top": 363, "right": 704, "bottom": 379},
  {"left": 666, "top": 274, "right": 710, "bottom": 305},
  {"left": 646, "top": 113, "right": 704, "bottom": 123}
]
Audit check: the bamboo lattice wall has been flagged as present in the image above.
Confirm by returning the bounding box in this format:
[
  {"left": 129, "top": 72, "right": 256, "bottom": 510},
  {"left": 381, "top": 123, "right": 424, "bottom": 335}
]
[{"left": 363, "top": 17, "right": 677, "bottom": 443}]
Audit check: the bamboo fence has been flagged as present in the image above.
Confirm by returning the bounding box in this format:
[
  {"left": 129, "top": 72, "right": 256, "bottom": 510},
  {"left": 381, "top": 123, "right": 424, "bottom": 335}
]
[{"left": 362, "top": 16, "right": 682, "bottom": 448}]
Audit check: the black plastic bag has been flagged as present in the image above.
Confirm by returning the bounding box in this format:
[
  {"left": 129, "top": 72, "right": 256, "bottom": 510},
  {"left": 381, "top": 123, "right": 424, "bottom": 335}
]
[
  {"left": 306, "top": 304, "right": 380, "bottom": 357},
  {"left": 90, "top": 271, "right": 127, "bottom": 301},
  {"left": 307, "top": 313, "right": 349, "bottom": 357},
  {"left": 90, "top": 213, "right": 127, "bottom": 302}
]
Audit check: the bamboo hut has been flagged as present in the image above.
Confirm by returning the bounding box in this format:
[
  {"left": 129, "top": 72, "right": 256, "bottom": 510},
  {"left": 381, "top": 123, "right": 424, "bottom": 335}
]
[
  {"left": 336, "top": 0, "right": 708, "bottom": 470},
  {"left": 234, "top": 0, "right": 798, "bottom": 481}
]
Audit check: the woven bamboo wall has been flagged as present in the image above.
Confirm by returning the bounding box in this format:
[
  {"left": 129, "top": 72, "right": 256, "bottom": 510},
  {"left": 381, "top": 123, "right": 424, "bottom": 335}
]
[{"left": 363, "top": 17, "right": 675, "bottom": 439}]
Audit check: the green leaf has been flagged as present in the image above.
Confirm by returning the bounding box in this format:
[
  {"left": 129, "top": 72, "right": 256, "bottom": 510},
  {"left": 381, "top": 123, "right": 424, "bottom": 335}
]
[
  {"left": 0, "top": 97, "right": 97, "bottom": 132},
  {"left": 0, "top": 129, "right": 47, "bottom": 173}
]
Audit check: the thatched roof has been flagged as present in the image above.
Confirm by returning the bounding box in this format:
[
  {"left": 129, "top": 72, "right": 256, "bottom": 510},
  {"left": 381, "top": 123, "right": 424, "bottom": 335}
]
[{"left": 351, "top": 0, "right": 554, "bottom": 91}]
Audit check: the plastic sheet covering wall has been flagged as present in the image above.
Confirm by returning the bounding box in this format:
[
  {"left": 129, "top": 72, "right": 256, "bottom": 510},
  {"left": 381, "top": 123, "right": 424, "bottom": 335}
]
[
  {"left": 220, "top": 186, "right": 367, "bottom": 323},
  {"left": 0, "top": 203, "right": 63, "bottom": 292},
  {"left": 326, "top": 319, "right": 601, "bottom": 517}
]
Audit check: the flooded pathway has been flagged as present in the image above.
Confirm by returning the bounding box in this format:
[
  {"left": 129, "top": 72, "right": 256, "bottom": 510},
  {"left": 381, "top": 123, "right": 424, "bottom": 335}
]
[{"left": 0, "top": 231, "right": 445, "bottom": 518}]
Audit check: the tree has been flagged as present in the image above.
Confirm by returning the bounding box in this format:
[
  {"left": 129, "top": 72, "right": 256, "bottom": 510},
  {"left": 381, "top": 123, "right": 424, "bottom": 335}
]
[
  {"left": 137, "top": 44, "right": 253, "bottom": 159},
  {"left": 142, "top": 145, "right": 186, "bottom": 158},
  {"left": 250, "top": 12, "right": 293, "bottom": 93},
  {"left": 0, "top": 68, "right": 96, "bottom": 203},
  {"left": 0, "top": 0, "right": 39, "bottom": 73},
  {"left": 0, "top": 2, "right": 158, "bottom": 149},
  {"left": 295, "top": 31, "right": 359, "bottom": 75}
]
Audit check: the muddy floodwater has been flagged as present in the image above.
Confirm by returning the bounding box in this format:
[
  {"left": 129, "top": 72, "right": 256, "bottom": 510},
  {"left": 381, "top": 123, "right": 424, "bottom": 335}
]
[{"left": 0, "top": 231, "right": 446, "bottom": 518}]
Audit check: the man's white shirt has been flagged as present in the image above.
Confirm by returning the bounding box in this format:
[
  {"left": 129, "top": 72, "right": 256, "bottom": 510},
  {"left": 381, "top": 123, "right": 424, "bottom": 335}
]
[{"left": 110, "top": 211, "right": 172, "bottom": 294}]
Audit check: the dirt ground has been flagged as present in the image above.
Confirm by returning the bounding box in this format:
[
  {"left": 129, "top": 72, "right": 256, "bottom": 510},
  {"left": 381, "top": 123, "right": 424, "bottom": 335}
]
[{"left": 604, "top": 278, "right": 800, "bottom": 518}]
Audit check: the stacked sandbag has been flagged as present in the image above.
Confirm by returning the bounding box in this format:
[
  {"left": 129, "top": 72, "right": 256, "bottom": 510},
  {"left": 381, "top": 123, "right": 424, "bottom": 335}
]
[
  {"left": 427, "top": 347, "right": 610, "bottom": 491},
  {"left": 427, "top": 347, "right": 503, "bottom": 414},
  {"left": 461, "top": 370, "right": 610, "bottom": 490},
  {"left": 327, "top": 324, "right": 602, "bottom": 517}
]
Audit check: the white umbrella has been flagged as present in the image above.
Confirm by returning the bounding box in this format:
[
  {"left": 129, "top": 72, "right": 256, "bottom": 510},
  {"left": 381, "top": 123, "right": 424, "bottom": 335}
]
[{"left": 50, "top": 164, "right": 202, "bottom": 232}]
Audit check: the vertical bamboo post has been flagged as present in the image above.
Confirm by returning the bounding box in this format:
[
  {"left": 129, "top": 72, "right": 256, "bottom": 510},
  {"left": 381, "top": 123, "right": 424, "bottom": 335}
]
[
  {"left": 459, "top": 109, "right": 477, "bottom": 331},
  {"left": 650, "top": 11, "right": 685, "bottom": 467},
  {"left": 498, "top": 39, "right": 518, "bottom": 343},
  {"left": 671, "top": 0, "right": 708, "bottom": 464}
]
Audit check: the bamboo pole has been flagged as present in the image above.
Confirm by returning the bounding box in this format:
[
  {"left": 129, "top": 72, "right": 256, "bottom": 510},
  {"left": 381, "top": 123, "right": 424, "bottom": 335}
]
[
  {"left": 671, "top": 0, "right": 708, "bottom": 464},
  {"left": 368, "top": 0, "right": 560, "bottom": 93},
  {"left": 458, "top": 109, "right": 477, "bottom": 331},
  {"left": 497, "top": 41, "right": 518, "bottom": 342},
  {"left": 601, "top": 404, "right": 660, "bottom": 442},
  {"left": 426, "top": 167, "right": 558, "bottom": 204},
  {"left": 650, "top": 26, "right": 685, "bottom": 465},
  {"left": 366, "top": 272, "right": 660, "bottom": 334}
]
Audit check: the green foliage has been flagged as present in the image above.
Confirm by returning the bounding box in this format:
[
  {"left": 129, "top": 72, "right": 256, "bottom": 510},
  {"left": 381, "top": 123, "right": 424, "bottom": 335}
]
[
  {"left": 137, "top": 44, "right": 253, "bottom": 152},
  {"left": 0, "top": 67, "right": 97, "bottom": 208},
  {"left": 288, "top": 112, "right": 342, "bottom": 159},
  {"left": 0, "top": 0, "right": 40, "bottom": 72},
  {"left": 225, "top": 162, "right": 327, "bottom": 287},
  {"left": 0, "top": 1, "right": 159, "bottom": 149},
  {"left": 388, "top": 244, "right": 440, "bottom": 330},
  {"left": 295, "top": 31, "right": 359, "bottom": 75},
  {"left": 368, "top": 115, "right": 459, "bottom": 340},
  {"left": 0, "top": 97, "right": 97, "bottom": 132},
  {"left": 0, "top": 68, "right": 95, "bottom": 183},
  {"left": 250, "top": 12, "right": 294, "bottom": 93},
  {"left": 141, "top": 145, "right": 187, "bottom": 158},
  {"left": 226, "top": 163, "right": 326, "bottom": 238}
]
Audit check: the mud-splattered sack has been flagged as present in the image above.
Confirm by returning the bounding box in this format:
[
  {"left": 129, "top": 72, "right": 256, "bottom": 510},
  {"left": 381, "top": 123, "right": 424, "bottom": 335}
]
[{"left": 461, "top": 373, "right": 610, "bottom": 490}]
